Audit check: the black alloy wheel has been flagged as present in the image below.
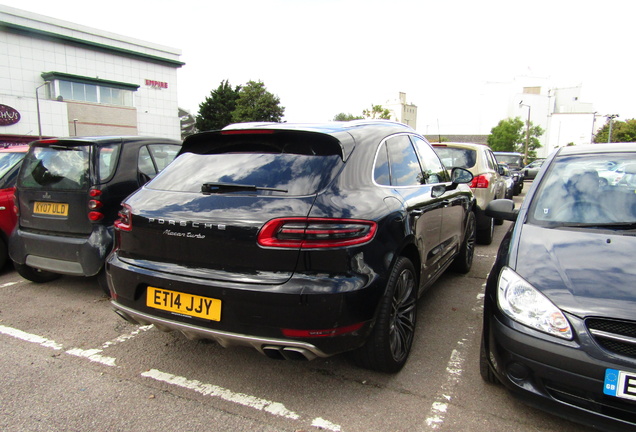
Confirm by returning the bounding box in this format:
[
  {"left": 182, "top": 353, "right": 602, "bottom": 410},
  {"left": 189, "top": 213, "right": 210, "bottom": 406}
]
[
  {"left": 353, "top": 256, "right": 417, "bottom": 373},
  {"left": 451, "top": 211, "right": 476, "bottom": 273}
]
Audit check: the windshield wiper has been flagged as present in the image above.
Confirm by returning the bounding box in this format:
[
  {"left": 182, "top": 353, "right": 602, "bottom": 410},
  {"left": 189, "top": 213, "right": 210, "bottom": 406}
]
[
  {"left": 559, "top": 222, "right": 636, "bottom": 230},
  {"left": 201, "top": 182, "right": 288, "bottom": 194}
]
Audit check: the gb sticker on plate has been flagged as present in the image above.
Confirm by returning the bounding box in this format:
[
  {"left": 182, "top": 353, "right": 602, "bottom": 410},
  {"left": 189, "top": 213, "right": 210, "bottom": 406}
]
[{"left": 604, "top": 368, "right": 636, "bottom": 401}]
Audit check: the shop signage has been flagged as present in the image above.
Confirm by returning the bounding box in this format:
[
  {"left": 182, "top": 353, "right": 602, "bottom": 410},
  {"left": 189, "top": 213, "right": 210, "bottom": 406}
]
[
  {"left": 0, "top": 104, "right": 21, "bottom": 126},
  {"left": 145, "top": 79, "right": 169, "bottom": 89}
]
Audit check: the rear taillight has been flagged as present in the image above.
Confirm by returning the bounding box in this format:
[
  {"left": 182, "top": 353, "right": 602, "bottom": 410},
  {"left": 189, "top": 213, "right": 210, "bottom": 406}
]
[
  {"left": 470, "top": 174, "right": 491, "bottom": 189},
  {"left": 257, "top": 218, "right": 377, "bottom": 249},
  {"left": 114, "top": 204, "right": 132, "bottom": 232},
  {"left": 88, "top": 188, "right": 104, "bottom": 222}
]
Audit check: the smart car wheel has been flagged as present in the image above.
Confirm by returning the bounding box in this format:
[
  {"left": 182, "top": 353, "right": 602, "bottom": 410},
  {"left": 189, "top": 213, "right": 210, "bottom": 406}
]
[
  {"left": 14, "top": 263, "right": 61, "bottom": 283},
  {"left": 0, "top": 238, "right": 7, "bottom": 269},
  {"left": 352, "top": 256, "right": 417, "bottom": 373},
  {"left": 451, "top": 211, "right": 476, "bottom": 273}
]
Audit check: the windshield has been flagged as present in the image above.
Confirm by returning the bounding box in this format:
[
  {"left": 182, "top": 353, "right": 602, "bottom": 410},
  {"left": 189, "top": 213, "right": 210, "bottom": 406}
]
[
  {"left": 19, "top": 145, "right": 90, "bottom": 190},
  {"left": 0, "top": 151, "right": 26, "bottom": 179},
  {"left": 529, "top": 152, "right": 636, "bottom": 226}
]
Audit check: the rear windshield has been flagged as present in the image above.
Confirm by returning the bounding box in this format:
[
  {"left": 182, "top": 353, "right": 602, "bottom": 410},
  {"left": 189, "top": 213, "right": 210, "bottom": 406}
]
[
  {"left": 19, "top": 145, "right": 90, "bottom": 190},
  {"left": 434, "top": 147, "right": 476, "bottom": 169},
  {"left": 495, "top": 154, "right": 523, "bottom": 167},
  {"left": 148, "top": 152, "right": 343, "bottom": 196}
]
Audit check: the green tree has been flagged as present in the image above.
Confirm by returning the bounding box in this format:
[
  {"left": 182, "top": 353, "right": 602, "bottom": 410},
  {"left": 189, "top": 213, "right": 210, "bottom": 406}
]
[
  {"left": 195, "top": 80, "right": 241, "bottom": 131},
  {"left": 487, "top": 117, "right": 543, "bottom": 160},
  {"left": 333, "top": 113, "right": 364, "bottom": 121},
  {"left": 232, "top": 80, "right": 285, "bottom": 123},
  {"left": 363, "top": 104, "right": 391, "bottom": 120},
  {"left": 594, "top": 118, "right": 636, "bottom": 143}
]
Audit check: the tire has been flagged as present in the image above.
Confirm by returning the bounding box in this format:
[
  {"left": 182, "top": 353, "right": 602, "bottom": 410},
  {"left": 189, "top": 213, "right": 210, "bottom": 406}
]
[
  {"left": 479, "top": 334, "right": 499, "bottom": 384},
  {"left": 97, "top": 268, "right": 111, "bottom": 297},
  {"left": 450, "top": 211, "right": 476, "bottom": 273},
  {"left": 13, "top": 262, "right": 61, "bottom": 283},
  {"left": 0, "top": 238, "right": 7, "bottom": 270},
  {"left": 352, "top": 256, "right": 417, "bottom": 373},
  {"left": 476, "top": 215, "right": 494, "bottom": 245}
]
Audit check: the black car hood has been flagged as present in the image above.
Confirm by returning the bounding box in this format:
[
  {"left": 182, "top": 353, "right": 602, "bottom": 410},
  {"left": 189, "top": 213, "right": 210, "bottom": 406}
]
[{"left": 514, "top": 223, "right": 636, "bottom": 320}]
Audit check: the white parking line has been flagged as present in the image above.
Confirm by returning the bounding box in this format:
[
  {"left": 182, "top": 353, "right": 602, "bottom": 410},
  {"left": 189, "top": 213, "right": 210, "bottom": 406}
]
[
  {"left": 66, "top": 348, "right": 117, "bottom": 366},
  {"left": 0, "top": 324, "right": 63, "bottom": 350},
  {"left": 422, "top": 289, "right": 484, "bottom": 430},
  {"left": 142, "top": 368, "right": 342, "bottom": 431}
]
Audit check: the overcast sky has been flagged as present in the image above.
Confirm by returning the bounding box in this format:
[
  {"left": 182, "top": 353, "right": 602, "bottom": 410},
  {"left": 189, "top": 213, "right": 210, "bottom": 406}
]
[{"left": 4, "top": 0, "right": 635, "bottom": 133}]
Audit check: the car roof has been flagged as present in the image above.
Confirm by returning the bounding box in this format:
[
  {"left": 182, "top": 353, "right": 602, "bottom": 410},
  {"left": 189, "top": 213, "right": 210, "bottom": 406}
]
[
  {"left": 0, "top": 145, "right": 29, "bottom": 153},
  {"left": 493, "top": 151, "right": 522, "bottom": 155},
  {"left": 556, "top": 143, "right": 636, "bottom": 156},
  {"left": 431, "top": 142, "right": 491, "bottom": 150},
  {"left": 30, "top": 136, "right": 181, "bottom": 147}
]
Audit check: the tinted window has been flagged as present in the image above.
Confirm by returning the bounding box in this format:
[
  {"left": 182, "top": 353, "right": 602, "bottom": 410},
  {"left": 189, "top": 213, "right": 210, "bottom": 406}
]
[
  {"left": 374, "top": 142, "right": 391, "bottom": 186},
  {"left": 411, "top": 136, "right": 446, "bottom": 184},
  {"left": 20, "top": 145, "right": 90, "bottom": 190},
  {"left": 386, "top": 135, "right": 424, "bottom": 186},
  {"left": 149, "top": 152, "right": 343, "bottom": 196},
  {"left": 149, "top": 144, "right": 180, "bottom": 172},
  {"left": 138, "top": 146, "right": 156, "bottom": 178},
  {"left": 98, "top": 144, "right": 121, "bottom": 182}
]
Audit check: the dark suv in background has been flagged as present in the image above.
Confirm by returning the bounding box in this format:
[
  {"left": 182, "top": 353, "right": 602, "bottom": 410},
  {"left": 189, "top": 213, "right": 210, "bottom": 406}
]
[
  {"left": 493, "top": 151, "right": 525, "bottom": 195},
  {"left": 9, "top": 136, "right": 180, "bottom": 289},
  {"left": 107, "top": 121, "right": 476, "bottom": 372}
]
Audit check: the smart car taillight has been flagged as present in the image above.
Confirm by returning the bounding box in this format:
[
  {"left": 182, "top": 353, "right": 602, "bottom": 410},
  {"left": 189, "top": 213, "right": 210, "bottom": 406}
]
[
  {"left": 88, "top": 188, "right": 104, "bottom": 222},
  {"left": 257, "top": 218, "right": 377, "bottom": 249},
  {"left": 470, "top": 174, "right": 491, "bottom": 189},
  {"left": 114, "top": 204, "right": 132, "bottom": 232}
]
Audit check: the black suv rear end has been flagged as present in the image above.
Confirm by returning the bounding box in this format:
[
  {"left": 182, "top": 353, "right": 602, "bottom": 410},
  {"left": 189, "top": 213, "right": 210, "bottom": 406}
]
[{"left": 9, "top": 136, "right": 180, "bottom": 286}]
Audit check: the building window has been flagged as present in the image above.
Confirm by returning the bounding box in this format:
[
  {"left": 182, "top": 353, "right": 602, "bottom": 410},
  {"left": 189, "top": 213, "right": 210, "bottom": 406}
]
[{"left": 43, "top": 72, "right": 138, "bottom": 107}]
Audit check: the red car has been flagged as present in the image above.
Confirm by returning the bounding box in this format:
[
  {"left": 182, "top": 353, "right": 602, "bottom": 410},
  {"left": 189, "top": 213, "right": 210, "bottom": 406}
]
[{"left": 0, "top": 145, "right": 29, "bottom": 268}]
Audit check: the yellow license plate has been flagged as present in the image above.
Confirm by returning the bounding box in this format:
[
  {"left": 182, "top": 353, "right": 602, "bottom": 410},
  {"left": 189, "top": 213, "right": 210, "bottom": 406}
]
[
  {"left": 33, "top": 201, "right": 69, "bottom": 216},
  {"left": 146, "top": 286, "right": 221, "bottom": 321}
]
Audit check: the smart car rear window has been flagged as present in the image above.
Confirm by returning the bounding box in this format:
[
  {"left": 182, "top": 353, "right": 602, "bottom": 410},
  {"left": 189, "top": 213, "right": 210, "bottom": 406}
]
[{"left": 19, "top": 145, "right": 90, "bottom": 190}]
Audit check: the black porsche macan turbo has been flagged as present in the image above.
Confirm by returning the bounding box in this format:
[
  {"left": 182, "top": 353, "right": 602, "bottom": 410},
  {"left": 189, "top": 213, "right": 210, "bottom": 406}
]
[{"left": 106, "top": 121, "right": 476, "bottom": 372}]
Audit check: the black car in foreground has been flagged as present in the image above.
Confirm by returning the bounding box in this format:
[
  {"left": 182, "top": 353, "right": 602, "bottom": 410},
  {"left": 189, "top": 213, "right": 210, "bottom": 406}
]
[
  {"left": 9, "top": 136, "right": 181, "bottom": 289},
  {"left": 107, "top": 121, "right": 476, "bottom": 372},
  {"left": 481, "top": 143, "right": 636, "bottom": 430}
]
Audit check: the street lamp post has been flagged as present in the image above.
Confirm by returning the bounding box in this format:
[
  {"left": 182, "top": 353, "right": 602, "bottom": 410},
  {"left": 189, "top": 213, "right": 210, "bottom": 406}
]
[
  {"left": 519, "top": 101, "right": 531, "bottom": 165},
  {"left": 36, "top": 81, "right": 50, "bottom": 139},
  {"left": 73, "top": 119, "right": 79, "bottom": 136},
  {"left": 606, "top": 114, "right": 619, "bottom": 143}
]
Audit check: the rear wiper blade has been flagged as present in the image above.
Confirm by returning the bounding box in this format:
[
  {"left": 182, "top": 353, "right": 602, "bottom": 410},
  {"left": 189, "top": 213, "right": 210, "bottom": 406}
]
[{"left": 201, "top": 182, "right": 288, "bottom": 194}]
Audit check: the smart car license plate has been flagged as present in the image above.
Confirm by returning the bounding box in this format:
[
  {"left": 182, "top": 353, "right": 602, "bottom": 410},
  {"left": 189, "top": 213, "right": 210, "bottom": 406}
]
[
  {"left": 33, "top": 201, "right": 68, "bottom": 216},
  {"left": 604, "top": 369, "right": 636, "bottom": 401},
  {"left": 146, "top": 286, "right": 221, "bottom": 321}
]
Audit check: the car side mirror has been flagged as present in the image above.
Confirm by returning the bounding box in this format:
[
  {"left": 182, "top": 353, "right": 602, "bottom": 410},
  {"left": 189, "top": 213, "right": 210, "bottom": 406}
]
[
  {"left": 451, "top": 167, "right": 473, "bottom": 184},
  {"left": 485, "top": 199, "right": 518, "bottom": 221}
]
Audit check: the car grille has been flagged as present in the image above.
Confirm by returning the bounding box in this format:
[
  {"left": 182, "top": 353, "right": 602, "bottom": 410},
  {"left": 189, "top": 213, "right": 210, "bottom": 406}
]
[
  {"left": 544, "top": 380, "right": 636, "bottom": 425},
  {"left": 587, "top": 318, "right": 636, "bottom": 359}
]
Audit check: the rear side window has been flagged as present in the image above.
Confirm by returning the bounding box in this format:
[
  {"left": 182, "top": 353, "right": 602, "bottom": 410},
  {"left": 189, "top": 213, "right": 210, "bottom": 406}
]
[
  {"left": 148, "top": 134, "right": 343, "bottom": 196},
  {"left": 19, "top": 145, "right": 90, "bottom": 190},
  {"left": 98, "top": 144, "right": 121, "bottom": 182}
]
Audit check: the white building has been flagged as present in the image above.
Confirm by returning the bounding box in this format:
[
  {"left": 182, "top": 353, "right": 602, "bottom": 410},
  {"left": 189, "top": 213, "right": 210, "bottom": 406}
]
[
  {"left": 481, "top": 76, "right": 599, "bottom": 158},
  {"left": 385, "top": 92, "right": 417, "bottom": 129},
  {"left": 0, "top": 5, "right": 183, "bottom": 146}
]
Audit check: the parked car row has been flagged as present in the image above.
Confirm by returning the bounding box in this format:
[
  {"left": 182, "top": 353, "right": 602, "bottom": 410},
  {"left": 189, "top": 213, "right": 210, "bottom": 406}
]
[{"left": 6, "top": 126, "right": 636, "bottom": 429}]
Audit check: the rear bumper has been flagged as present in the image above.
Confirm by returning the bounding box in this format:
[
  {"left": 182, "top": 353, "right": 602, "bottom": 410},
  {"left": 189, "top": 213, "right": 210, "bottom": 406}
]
[
  {"left": 484, "top": 313, "right": 636, "bottom": 431},
  {"left": 105, "top": 252, "right": 381, "bottom": 357},
  {"left": 9, "top": 225, "right": 113, "bottom": 276}
]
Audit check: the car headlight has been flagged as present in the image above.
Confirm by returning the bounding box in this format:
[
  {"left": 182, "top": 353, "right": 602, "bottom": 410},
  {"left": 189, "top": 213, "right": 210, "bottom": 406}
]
[{"left": 497, "top": 267, "right": 572, "bottom": 340}]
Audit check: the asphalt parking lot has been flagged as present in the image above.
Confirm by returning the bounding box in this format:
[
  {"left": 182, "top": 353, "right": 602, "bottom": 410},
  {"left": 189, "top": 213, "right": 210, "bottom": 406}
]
[{"left": 0, "top": 184, "right": 597, "bottom": 432}]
